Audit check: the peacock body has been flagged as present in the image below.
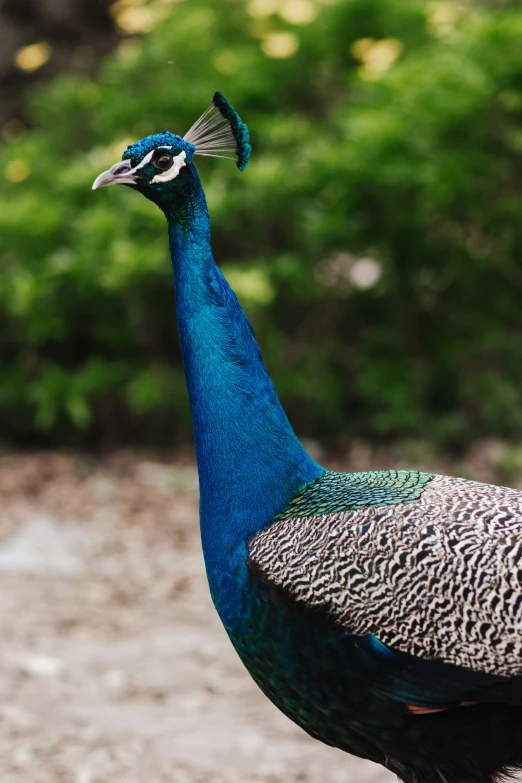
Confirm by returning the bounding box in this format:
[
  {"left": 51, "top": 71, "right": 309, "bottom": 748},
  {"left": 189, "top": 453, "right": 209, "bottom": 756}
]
[{"left": 93, "top": 94, "right": 522, "bottom": 783}]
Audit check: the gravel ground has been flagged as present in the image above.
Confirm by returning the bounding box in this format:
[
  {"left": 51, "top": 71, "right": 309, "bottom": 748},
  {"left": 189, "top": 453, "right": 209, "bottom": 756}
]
[{"left": 0, "top": 444, "right": 518, "bottom": 783}]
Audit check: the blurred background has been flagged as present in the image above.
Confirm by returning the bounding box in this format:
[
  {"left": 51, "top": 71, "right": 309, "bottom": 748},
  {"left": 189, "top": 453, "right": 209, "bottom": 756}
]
[
  {"left": 1, "top": 0, "right": 522, "bottom": 781},
  {"left": 3, "top": 0, "right": 522, "bottom": 457}
]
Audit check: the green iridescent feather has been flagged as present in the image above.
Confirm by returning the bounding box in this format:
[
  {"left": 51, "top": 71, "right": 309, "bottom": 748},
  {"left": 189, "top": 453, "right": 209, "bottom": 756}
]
[{"left": 277, "top": 469, "right": 433, "bottom": 519}]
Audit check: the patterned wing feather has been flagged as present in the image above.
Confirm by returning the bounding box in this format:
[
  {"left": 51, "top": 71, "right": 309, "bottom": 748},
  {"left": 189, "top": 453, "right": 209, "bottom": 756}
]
[{"left": 249, "top": 471, "right": 522, "bottom": 677}]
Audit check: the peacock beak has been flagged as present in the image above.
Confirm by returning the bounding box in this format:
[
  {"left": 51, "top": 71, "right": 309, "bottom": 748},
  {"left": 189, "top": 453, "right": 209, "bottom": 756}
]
[{"left": 92, "top": 159, "right": 137, "bottom": 190}]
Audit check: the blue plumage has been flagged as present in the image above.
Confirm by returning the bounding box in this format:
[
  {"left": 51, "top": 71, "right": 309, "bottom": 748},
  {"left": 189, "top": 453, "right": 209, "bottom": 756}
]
[
  {"left": 167, "top": 188, "right": 322, "bottom": 615},
  {"left": 93, "top": 94, "right": 522, "bottom": 783},
  {"left": 122, "top": 132, "right": 195, "bottom": 165}
]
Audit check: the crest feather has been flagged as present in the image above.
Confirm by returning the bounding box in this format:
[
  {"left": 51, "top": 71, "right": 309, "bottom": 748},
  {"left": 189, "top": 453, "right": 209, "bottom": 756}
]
[{"left": 184, "top": 92, "right": 250, "bottom": 171}]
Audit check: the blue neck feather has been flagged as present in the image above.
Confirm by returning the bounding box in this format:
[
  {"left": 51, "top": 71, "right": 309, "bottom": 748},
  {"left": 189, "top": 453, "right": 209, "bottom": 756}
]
[{"left": 166, "top": 169, "right": 323, "bottom": 605}]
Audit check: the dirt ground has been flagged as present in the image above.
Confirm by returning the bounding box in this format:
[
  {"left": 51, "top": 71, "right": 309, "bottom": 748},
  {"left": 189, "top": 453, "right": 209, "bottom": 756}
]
[{"left": 0, "top": 444, "right": 518, "bottom": 783}]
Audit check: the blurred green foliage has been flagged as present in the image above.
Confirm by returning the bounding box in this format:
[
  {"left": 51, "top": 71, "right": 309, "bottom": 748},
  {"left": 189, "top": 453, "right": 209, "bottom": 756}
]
[{"left": 1, "top": 0, "right": 522, "bottom": 447}]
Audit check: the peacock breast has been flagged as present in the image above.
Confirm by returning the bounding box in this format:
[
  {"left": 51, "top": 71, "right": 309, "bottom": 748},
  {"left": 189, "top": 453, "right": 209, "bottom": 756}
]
[
  {"left": 202, "top": 532, "right": 367, "bottom": 752},
  {"left": 221, "top": 569, "right": 394, "bottom": 766}
]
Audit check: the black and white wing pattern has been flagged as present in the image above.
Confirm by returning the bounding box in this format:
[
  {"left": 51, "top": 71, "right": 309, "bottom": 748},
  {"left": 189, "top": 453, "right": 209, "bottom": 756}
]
[{"left": 248, "top": 472, "right": 522, "bottom": 677}]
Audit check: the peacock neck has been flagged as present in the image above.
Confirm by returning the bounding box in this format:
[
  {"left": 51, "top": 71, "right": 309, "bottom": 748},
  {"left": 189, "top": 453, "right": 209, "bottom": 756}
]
[{"left": 166, "top": 175, "right": 323, "bottom": 600}]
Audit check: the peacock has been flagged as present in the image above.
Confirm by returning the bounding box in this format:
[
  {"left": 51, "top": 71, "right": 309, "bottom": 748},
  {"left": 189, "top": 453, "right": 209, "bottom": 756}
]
[{"left": 93, "top": 94, "right": 522, "bottom": 783}]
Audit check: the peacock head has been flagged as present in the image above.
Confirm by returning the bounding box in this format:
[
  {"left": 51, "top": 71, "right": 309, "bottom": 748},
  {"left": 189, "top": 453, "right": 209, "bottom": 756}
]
[{"left": 92, "top": 92, "right": 250, "bottom": 210}]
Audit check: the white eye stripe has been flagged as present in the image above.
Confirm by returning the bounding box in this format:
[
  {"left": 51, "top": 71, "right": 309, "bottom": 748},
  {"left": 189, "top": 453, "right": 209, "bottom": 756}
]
[
  {"left": 127, "top": 147, "right": 187, "bottom": 183},
  {"left": 132, "top": 145, "right": 172, "bottom": 172},
  {"left": 150, "top": 150, "right": 187, "bottom": 183}
]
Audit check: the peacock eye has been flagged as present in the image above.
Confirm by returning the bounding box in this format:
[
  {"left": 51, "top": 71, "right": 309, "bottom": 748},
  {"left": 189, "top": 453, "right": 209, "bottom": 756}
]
[{"left": 153, "top": 153, "right": 173, "bottom": 171}]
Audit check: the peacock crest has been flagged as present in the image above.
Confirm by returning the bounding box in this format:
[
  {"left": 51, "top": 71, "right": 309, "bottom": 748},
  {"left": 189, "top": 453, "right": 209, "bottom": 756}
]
[{"left": 184, "top": 91, "right": 251, "bottom": 170}]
